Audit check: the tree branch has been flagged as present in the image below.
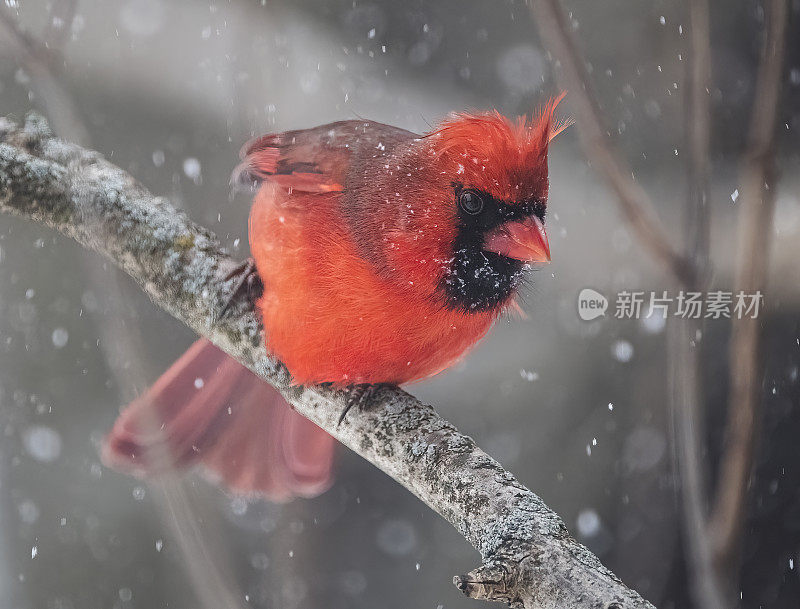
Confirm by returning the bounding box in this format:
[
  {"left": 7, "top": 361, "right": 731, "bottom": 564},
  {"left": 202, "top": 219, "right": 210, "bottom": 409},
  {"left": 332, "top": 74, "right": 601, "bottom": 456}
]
[
  {"left": 1, "top": 7, "right": 253, "bottom": 608},
  {"left": 529, "top": 0, "right": 695, "bottom": 286},
  {"left": 0, "top": 5, "right": 89, "bottom": 144},
  {"left": 0, "top": 113, "right": 655, "bottom": 609},
  {"left": 684, "top": 0, "right": 712, "bottom": 285},
  {"left": 708, "top": 0, "right": 789, "bottom": 578},
  {"left": 670, "top": 1, "right": 724, "bottom": 608},
  {"left": 40, "top": 0, "right": 78, "bottom": 53},
  {"left": 529, "top": 1, "right": 788, "bottom": 605}
]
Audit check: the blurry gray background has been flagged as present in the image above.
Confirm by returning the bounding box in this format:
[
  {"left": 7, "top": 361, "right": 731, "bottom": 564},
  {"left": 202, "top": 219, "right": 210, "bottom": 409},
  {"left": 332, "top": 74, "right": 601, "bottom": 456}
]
[{"left": 0, "top": 1, "right": 799, "bottom": 608}]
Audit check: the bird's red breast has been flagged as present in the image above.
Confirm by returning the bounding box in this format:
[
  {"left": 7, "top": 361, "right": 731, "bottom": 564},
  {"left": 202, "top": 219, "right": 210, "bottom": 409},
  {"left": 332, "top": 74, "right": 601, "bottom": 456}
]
[{"left": 238, "top": 97, "right": 568, "bottom": 387}]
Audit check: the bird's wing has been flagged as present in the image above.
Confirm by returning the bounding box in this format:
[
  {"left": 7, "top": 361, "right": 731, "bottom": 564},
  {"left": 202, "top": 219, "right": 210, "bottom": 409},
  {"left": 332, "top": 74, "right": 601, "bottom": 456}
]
[{"left": 232, "top": 120, "right": 416, "bottom": 193}]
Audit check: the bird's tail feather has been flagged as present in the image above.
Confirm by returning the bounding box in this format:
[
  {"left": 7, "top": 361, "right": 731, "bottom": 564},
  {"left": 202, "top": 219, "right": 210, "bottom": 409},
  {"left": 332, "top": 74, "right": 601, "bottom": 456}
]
[{"left": 101, "top": 338, "right": 335, "bottom": 501}]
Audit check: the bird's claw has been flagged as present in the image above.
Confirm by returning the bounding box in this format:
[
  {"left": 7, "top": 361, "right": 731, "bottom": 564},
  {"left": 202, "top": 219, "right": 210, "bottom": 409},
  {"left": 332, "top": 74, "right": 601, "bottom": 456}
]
[{"left": 337, "top": 383, "right": 394, "bottom": 427}]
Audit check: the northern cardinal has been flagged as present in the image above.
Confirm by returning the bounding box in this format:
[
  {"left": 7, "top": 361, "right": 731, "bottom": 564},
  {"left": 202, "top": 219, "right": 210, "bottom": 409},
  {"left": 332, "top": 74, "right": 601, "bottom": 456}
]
[{"left": 102, "top": 96, "right": 567, "bottom": 501}]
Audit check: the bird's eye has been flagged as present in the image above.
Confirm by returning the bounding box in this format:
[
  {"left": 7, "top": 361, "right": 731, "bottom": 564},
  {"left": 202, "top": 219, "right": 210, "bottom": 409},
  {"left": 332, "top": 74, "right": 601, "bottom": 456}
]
[{"left": 458, "top": 190, "right": 484, "bottom": 215}]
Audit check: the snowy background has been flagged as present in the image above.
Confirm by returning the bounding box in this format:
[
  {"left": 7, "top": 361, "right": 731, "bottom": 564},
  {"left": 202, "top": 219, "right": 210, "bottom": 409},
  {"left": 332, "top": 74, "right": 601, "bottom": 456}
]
[{"left": 0, "top": 1, "right": 799, "bottom": 608}]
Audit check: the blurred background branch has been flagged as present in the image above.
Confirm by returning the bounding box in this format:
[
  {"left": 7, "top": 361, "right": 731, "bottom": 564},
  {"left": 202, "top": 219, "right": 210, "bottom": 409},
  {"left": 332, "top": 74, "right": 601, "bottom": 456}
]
[
  {"left": 530, "top": 0, "right": 790, "bottom": 607},
  {"left": 529, "top": 0, "right": 695, "bottom": 286},
  {"left": 0, "top": 5, "right": 250, "bottom": 608},
  {"left": 672, "top": 0, "right": 719, "bottom": 607},
  {"left": 0, "top": 2, "right": 88, "bottom": 144},
  {"left": 708, "top": 0, "right": 789, "bottom": 581},
  {"left": 40, "top": 0, "right": 78, "bottom": 53}
]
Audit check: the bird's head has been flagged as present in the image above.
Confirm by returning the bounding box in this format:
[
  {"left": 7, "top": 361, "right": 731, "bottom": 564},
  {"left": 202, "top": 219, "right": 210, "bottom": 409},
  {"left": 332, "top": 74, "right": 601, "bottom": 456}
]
[{"left": 383, "top": 95, "right": 570, "bottom": 313}]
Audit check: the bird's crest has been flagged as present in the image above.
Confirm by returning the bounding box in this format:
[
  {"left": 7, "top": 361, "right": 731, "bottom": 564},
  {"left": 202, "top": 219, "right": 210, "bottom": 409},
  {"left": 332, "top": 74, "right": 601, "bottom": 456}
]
[{"left": 426, "top": 93, "right": 571, "bottom": 202}]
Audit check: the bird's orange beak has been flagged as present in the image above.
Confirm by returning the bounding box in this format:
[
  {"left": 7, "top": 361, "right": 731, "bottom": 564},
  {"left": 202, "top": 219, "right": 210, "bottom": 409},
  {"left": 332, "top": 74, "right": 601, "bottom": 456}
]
[{"left": 484, "top": 216, "right": 551, "bottom": 263}]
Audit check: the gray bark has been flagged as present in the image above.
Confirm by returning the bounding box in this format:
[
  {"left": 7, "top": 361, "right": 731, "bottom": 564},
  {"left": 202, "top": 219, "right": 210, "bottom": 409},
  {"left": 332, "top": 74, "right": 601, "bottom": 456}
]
[{"left": 0, "top": 113, "right": 655, "bottom": 609}]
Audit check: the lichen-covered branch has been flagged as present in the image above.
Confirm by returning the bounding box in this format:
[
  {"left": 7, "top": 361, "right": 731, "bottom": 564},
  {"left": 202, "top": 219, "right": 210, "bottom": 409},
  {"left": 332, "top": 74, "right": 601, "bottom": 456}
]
[{"left": 0, "top": 114, "right": 655, "bottom": 609}]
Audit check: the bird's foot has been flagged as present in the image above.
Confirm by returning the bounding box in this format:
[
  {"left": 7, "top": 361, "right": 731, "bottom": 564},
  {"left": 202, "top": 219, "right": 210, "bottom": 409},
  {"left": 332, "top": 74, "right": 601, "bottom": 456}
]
[
  {"left": 337, "top": 383, "right": 395, "bottom": 427},
  {"left": 217, "top": 257, "right": 263, "bottom": 319}
]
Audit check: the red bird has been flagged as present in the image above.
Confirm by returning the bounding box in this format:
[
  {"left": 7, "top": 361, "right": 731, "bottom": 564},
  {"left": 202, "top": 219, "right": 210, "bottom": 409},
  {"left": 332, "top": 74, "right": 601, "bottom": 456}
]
[{"left": 103, "top": 96, "right": 567, "bottom": 501}]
